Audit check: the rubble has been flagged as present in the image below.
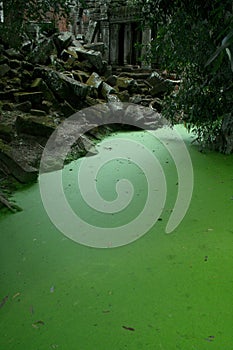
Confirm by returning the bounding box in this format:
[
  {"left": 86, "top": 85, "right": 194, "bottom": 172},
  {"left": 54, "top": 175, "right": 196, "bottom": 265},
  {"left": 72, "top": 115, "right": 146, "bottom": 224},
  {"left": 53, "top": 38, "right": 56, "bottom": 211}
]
[{"left": 0, "top": 29, "right": 179, "bottom": 189}]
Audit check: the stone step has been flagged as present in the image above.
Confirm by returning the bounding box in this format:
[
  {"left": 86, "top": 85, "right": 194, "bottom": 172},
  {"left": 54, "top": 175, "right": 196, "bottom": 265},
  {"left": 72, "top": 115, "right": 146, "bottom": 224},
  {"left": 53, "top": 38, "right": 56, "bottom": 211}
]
[{"left": 118, "top": 71, "right": 152, "bottom": 80}]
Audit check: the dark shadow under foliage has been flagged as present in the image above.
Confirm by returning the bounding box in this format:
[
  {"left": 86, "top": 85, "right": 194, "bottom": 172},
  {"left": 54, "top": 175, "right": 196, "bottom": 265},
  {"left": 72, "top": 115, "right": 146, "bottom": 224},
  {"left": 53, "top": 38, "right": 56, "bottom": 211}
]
[{"left": 130, "top": 0, "right": 233, "bottom": 152}]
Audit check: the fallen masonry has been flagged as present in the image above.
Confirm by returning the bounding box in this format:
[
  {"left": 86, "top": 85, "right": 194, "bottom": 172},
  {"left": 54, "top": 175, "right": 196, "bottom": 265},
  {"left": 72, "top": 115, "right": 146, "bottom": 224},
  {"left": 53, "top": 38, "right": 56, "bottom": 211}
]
[{"left": 0, "top": 30, "right": 180, "bottom": 209}]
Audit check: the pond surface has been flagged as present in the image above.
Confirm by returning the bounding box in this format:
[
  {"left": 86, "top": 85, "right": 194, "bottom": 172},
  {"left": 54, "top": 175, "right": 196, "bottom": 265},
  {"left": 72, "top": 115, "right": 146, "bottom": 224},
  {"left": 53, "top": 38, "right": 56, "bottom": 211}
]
[{"left": 0, "top": 126, "right": 233, "bottom": 349}]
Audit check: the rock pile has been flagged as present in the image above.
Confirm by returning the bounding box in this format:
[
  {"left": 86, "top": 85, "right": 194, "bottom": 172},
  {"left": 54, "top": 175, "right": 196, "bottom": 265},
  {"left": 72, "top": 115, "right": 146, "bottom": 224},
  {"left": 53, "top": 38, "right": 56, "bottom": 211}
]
[{"left": 0, "top": 30, "right": 179, "bottom": 187}]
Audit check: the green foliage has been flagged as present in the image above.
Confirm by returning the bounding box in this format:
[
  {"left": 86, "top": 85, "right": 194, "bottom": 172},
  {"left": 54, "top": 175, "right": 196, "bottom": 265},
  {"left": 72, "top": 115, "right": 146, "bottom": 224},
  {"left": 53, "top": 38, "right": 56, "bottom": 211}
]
[
  {"left": 131, "top": 0, "right": 233, "bottom": 150},
  {"left": 205, "top": 29, "right": 233, "bottom": 72}
]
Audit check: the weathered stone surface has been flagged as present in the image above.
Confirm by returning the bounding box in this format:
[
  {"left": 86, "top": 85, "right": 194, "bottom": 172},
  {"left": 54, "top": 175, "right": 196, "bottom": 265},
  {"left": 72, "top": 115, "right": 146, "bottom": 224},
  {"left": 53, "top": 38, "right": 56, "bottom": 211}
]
[
  {"left": 124, "top": 104, "right": 145, "bottom": 123},
  {"left": 14, "top": 101, "right": 32, "bottom": 112},
  {"left": 28, "top": 37, "right": 57, "bottom": 65},
  {"left": 0, "top": 121, "right": 15, "bottom": 141},
  {"left": 14, "top": 91, "right": 43, "bottom": 106},
  {"left": 116, "top": 77, "right": 138, "bottom": 93},
  {"left": 60, "top": 101, "right": 76, "bottom": 118},
  {"left": 77, "top": 134, "right": 98, "bottom": 156},
  {"left": 74, "top": 47, "right": 104, "bottom": 73},
  {"left": 30, "top": 109, "right": 47, "bottom": 116},
  {"left": 2, "top": 103, "right": 14, "bottom": 111},
  {"left": 0, "top": 89, "right": 19, "bottom": 100},
  {"left": 72, "top": 70, "right": 90, "bottom": 83},
  {"left": 54, "top": 32, "right": 73, "bottom": 53},
  {"left": 64, "top": 45, "right": 81, "bottom": 59},
  {"left": 129, "top": 94, "right": 142, "bottom": 104},
  {"left": 147, "top": 71, "right": 177, "bottom": 96},
  {"left": 8, "top": 68, "right": 19, "bottom": 78},
  {"left": 84, "top": 20, "right": 98, "bottom": 44},
  {"left": 0, "top": 28, "right": 180, "bottom": 189},
  {"left": 86, "top": 72, "right": 103, "bottom": 90},
  {"left": 105, "top": 75, "right": 117, "bottom": 87},
  {"left": 34, "top": 66, "right": 90, "bottom": 107},
  {"left": 106, "top": 94, "right": 121, "bottom": 104},
  {"left": 20, "top": 70, "right": 34, "bottom": 88},
  {"left": 62, "top": 55, "right": 77, "bottom": 69},
  {"left": 16, "top": 114, "right": 57, "bottom": 138},
  {"left": 118, "top": 90, "right": 130, "bottom": 102},
  {"left": 0, "top": 138, "right": 38, "bottom": 183},
  {"left": 21, "top": 61, "right": 34, "bottom": 71},
  {"left": 0, "top": 64, "right": 10, "bottom": 77},
  {"left": 81, "top": 103, "right": 111, "bottom": 124},
  {"left": 84, "top": 42, "right": 105, "bottom": 55},
  {"left": 10, "top": 77, "right": 21, "bottom": 87},
  {"left": 8, "top": 59, "right": 21, "bottom": 69},
  {"left": 101, "top": 82, "right": 116, "bottom": 99},
  {"left": 31, "top": 78, "right": 57, "bottom": 104},
  {"left": 86, "top": 96, "right": 106, "bottom": 106},
  {"left": 0, "top": 55, "right": 8, "bottom": 65},
  {"left": 41, "top": 100, "right": 53, "bottom": 113},
  {"left": 71, "top": 39, "right": 83, "bottom": 49},
  {"left": 63, "top": 47, "right": 79, "bottom": 60},
  {"left": 72, "top": 59, "right": 93, "bottom": 72},
  {"left": 5, "top": 49, "right": 23, "bottom": 60}
]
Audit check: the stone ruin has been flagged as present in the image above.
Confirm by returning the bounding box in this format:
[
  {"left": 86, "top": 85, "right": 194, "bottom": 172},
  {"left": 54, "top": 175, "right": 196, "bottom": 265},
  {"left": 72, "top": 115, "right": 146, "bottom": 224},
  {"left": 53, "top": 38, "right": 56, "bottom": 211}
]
[
  {"left": 0, "top": 26, "right": 179, "bottom": 184},
  {"left": 70, "top": 0, "right": 151, "bottom": 68},
  {"left": 0, "top": 0, "right": 231, "bottom": 210},
  {"left": 0, "top": 0, "right": 182, "bottom": 209}
]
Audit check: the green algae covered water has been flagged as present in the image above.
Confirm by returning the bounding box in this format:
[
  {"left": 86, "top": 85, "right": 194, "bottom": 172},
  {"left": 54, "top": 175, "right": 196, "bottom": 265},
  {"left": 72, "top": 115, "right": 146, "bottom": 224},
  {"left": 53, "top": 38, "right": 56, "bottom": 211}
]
[{"left": 0, "top": 126, "right": 233, "bottom": 349}]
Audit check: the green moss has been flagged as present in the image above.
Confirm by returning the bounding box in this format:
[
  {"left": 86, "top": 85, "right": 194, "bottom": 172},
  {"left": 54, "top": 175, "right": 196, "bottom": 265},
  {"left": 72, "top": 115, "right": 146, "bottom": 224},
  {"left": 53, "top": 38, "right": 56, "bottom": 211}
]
[{"left": 0, "top": 138, "right": 11, "bottom": 153}]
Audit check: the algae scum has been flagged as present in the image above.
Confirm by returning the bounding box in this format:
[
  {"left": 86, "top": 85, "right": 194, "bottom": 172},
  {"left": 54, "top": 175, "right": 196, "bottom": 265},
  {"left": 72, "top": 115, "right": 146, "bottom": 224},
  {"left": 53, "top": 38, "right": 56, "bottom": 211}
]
[{"left": 0, "top": 127, "right": 233, "bottom": 349}]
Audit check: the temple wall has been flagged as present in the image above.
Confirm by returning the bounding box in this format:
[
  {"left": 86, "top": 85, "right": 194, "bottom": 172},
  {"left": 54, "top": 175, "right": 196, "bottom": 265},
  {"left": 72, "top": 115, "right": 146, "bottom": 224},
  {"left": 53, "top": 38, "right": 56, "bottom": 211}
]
[{"left": 74, "top": 0, "right": 151, "bottom": 67}]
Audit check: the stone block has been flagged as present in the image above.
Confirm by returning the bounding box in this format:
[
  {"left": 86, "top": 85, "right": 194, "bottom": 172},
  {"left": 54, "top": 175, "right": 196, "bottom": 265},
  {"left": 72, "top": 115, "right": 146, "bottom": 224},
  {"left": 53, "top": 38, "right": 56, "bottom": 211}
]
[
  {"left": 86, "top": 72, "right": 103, "bottom": 90},
  {"left": 54, "top": 32, "right": 73, "bottom": 53},
  {"left": 0, "top": 138, "right": 38, "bottom": 183},
  {"left": 14, "top": 91, "right": 43, "bottom": 107},
  {"left": 101, "top": 82, "right": 116, "bottom": 99},
  {"left": 34, "top": 66, "right": 90, "bottom": 108},
  {"left": 28, "top": 37, "right": 57, "bottom": 64},
  {"left": 0, "top": 121, "right": 15, "bottom": 141},
  {"left": 14, "top": 101, "right": 32, "bottom": 112},
  {"left": 74, "top": 47, "right": 104, "bottom": 73},
  {"left": 0, "top": 64, "right": 10, "bottom": 77},
  {"left": 5, "top": 48, "right": 23, "bottom": 60},
  {"left": 15, "top": 114, "right": 57, "bottom": 138}
]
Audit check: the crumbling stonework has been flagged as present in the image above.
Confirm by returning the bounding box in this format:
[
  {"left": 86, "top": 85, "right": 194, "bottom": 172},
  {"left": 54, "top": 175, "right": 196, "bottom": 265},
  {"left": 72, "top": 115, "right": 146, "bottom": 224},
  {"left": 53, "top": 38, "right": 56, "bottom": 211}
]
[
  {"left": 0, "top": 33, "right": 177, "bottom": 189},
  {"left": 70, "top": 0, "right": 151, "bottom": 67}
]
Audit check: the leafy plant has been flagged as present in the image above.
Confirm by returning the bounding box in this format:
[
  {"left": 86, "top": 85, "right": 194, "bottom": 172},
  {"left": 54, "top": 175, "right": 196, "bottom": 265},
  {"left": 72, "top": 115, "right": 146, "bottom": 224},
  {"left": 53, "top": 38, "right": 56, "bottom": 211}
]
[{"left": 130, "top": 0, "right": 233, "bottom": 151}]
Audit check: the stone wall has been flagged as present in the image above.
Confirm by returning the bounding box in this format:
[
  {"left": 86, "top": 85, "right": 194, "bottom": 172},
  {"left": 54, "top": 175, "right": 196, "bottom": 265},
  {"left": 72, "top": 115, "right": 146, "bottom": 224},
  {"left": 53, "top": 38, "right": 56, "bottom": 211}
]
[{"left": 72, "top": 0, "right": 151, "bottom": 67}]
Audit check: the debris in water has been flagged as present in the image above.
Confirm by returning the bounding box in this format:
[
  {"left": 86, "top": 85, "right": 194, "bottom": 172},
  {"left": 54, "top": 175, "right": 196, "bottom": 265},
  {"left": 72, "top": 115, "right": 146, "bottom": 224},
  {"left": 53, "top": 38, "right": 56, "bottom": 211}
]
[
  {"left": 0, "top": 295, "right": 8, "bottom": 309},
  {"left": 204, "top": 335, "right": 215, "bottom": 341},
  {"left": 12, "top": 292, "right": 20, "bottom": 299},
  {"left": 32, "top": 320, "right": 45, "bottom": 328},
  {"left": 122, "top": 325, "right": 135, "bottom": 331},
  {"left": 30, "top": 305, "right": 34, "bottom": 315}
]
